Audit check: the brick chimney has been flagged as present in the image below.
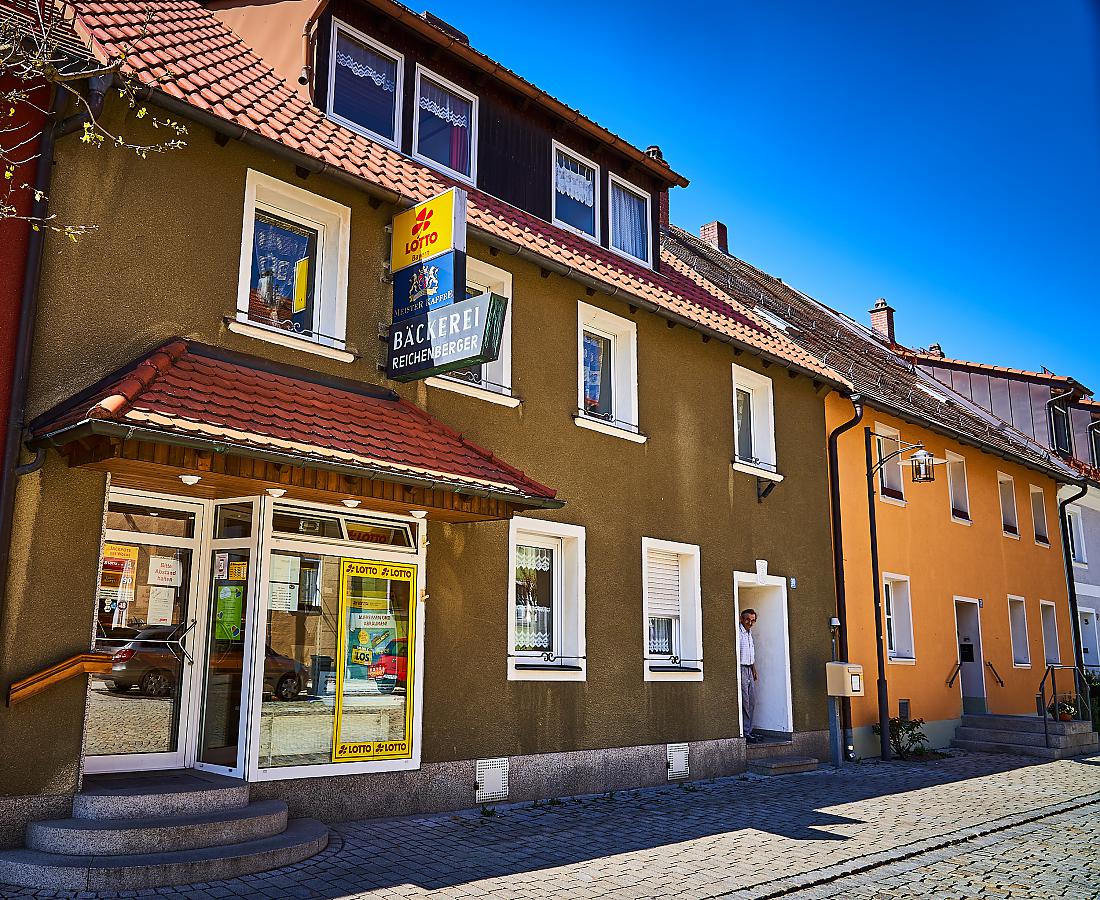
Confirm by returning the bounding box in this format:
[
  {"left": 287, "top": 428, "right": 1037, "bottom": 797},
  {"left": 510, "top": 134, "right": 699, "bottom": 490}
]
[
  {"left": 869, "top": 298, "right": 896, "bottom": 343},
  {"left": 927, "top": 342, "right": 945, "bottom": 358},
  {"left": 645, "top": 146, "right": 671, "bottom": 230},
  {"left": 700, "top": 221, "right": 728, "bottom": 254}
]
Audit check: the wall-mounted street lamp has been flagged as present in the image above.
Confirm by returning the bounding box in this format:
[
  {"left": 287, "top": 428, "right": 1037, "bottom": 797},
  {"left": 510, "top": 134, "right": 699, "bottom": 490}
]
[{"left": 865, "top": 429, "right": 940, "bottom": 760}]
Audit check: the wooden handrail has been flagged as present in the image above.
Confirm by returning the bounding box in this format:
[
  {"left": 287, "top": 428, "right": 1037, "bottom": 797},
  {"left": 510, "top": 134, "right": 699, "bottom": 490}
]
[{"left": 8, "top": 653, "right": 112, "bottom": 706}]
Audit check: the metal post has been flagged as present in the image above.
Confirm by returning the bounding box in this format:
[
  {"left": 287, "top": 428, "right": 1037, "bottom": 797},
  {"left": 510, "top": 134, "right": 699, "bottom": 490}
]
[
  {"left": 865, "top": 428, "right": 892, "bottom": 761},
  {"left": 828, "top": 626, "right": 842, "bottom": 768}
]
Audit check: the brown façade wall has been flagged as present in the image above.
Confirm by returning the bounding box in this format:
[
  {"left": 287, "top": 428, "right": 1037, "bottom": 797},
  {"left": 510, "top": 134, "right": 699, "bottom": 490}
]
[{"left": 4, "top": 97, "right": 836, "bottom": 794}]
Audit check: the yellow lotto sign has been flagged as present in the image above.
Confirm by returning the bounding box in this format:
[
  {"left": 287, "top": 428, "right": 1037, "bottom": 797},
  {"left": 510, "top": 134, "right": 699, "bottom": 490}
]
[{"left": 390, "top": 187, "right": 466, "bottom": 273}]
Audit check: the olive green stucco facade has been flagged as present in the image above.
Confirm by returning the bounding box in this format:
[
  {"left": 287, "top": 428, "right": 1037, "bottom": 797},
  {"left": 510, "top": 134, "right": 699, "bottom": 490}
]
[{"left": 0, "top": 97, "right": 837, "bottom": 832}]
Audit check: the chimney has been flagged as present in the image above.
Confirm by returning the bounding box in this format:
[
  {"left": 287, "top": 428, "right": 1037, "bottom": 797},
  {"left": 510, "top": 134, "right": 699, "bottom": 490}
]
[
  {"left": 700, "top": 221, "right": 728, "bottom": 254},
  {"left": 644, "top": 146, "right": 670, "bottom": 230},
  {"left": 927, "top": 342, "right": 945, "bottom": 358},
  {"left": 869, "top": 298, "right": 896, "bottom": 343}
]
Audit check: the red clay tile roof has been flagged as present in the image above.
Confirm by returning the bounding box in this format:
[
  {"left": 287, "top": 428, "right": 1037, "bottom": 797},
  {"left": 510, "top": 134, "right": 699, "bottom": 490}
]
[
  {"left": 30, "top": 340, "right": 559, "bottom": 503},
  {"left": 66, "top": 1, "right": 843, "bottom": 386}
]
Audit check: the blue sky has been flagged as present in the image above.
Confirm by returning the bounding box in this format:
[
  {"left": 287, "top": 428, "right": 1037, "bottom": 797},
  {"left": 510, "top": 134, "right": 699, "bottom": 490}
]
[{"left": 424, "top": 0, "right": 1100, "bottom": 389}]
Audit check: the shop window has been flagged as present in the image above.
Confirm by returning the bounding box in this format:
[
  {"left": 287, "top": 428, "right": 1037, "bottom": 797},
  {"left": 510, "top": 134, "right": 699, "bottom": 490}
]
[
  {"left": 998, "top": 473, "right": 1018, "bottom": 536},
  {"left": 428, "top": 257, "right": 513, "bottom": 403},
  {"left": 1050, "top": 404, "right": 1072, "bottom": 456},
  {"left": 1030, "top": 486, "right": 1049, "bottom": 545},
  {"left": 642, "top": 538, "right": 702, "bottom": 681},
  {"left": 508, "top": 518, "right": 586, "bottom": 681},
  {"left": 883, "top": 575, "right": 915, "bottom": 661},
  {"left": 413, "top": 66, "right": 477, "bottom": 183},
  {"left": 327, "top": 20, "right": 402, "bottom": 148},
  {"left": 732, "top": 364, "right": 778, "bottom": 476},
  {"left": 575, "top": 302, "right": 642, "bottom": 441},
  {"left": 214, "top": 502, "right": 253, "bottom": 540},
  {"left": 105, "top": 501, "right": 195, "bottom": 538},
  {"left": 1040, "top": 601, "right": 1060, "bottom": 664},
  {"left": 946, "top": 451, "right": 970, "bottom": 522},
  {"left": 876, "top": 425, "right": 905, "bottom": 502},
  {"left": 1008, "top": 596, "right": 1030, "bottom": 666},
  {"left": 234, "top": 170, "right": 351, "bottom": 354},
  {"left": 609, "top": 173, "right": 651, "bottom": 265},
  {"left": 272, "top": 511, "right": 344, "bottom": 539},
  {"left": 1068, "top": 508, "right": 1087, "bottom": 565},
  {"left": 271, "top": 507, "right": 416, "bottom": 549},
  {"left": 552, "top": 142, "right": 599, "bottom": 240}
]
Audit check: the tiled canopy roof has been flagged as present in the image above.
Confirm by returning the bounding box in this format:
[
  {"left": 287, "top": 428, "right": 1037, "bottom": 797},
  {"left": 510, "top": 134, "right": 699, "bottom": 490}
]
[
  {"left": 662, "top": 225, "right": 1081, "bottom": 483},
  {"left": 65, "top": 1, "right": 843, "bottom": 385},
  {"left": 30, "top": 340, "right": 560, "bottom": 504}
]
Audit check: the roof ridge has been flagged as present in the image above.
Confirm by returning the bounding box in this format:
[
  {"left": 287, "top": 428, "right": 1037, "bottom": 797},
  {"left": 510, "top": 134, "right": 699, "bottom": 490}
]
[{"left": 86, "top": 339, "right": 189, "bottom": 421}]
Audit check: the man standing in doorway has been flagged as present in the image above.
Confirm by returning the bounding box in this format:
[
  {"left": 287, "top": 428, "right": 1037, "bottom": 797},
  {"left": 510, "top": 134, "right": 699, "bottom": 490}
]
[{"left": 739, "top": 609, "right": 759, "bottom": 743}]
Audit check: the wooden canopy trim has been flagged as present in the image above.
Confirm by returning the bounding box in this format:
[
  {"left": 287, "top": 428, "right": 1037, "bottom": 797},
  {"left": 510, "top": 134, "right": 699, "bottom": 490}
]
[
  {"left": 60, "top": 434, "right": 540, "bottom": 522},
  {"left": 9, "top": 653, "right": 112, "bottom": 706}
]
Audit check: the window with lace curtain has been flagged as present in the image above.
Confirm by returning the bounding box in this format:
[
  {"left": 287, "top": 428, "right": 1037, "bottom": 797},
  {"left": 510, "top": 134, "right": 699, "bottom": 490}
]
[
  {"left": 327, "top": 20, "right": 402, "bottom": 147},
  {"left": 552, "top": 142, "right": 599, "bottom": 239},
  {"left": 413, "top": 65, "right": 477, "bottom": 183},
  {"left": 609, "top": 173, "right": 651, "bottom": 266}
]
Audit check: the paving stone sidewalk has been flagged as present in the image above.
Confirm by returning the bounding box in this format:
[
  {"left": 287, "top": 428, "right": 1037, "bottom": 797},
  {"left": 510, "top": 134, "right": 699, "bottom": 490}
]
[{"left": 3, "top": 750, "right": 1098, "bottom": 900}]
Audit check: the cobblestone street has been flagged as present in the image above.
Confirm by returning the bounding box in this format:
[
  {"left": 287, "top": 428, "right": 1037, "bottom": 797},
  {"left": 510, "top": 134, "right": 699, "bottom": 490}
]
[{"left": 3, "top": 751, "right": 1098, "bottom": 900}]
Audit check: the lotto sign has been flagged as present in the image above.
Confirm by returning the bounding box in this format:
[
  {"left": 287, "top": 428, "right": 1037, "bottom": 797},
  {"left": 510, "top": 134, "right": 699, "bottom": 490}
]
[{"left": 389, "top": 188, "right": 466, "bottom": 273}]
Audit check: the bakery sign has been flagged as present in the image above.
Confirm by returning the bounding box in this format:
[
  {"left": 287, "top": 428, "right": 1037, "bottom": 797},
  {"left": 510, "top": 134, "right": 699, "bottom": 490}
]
[{"left": 386, "top": 188, "right": 508, "bottom": 383}]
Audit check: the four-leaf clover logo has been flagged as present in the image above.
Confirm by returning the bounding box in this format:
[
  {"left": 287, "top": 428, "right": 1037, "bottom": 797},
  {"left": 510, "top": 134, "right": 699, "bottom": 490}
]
[{"left": 411, "top": 207, "right": 434, "bottom": 234}]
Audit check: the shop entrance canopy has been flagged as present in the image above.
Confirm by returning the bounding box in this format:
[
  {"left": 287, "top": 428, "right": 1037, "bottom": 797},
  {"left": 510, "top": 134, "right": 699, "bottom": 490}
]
[{"left": 29, "top": 340, "right": 561, "bottom": 521}]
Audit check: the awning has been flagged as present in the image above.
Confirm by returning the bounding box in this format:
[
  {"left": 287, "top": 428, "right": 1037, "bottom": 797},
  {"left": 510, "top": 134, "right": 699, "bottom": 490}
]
[{"left": 29, "top": 340, "right": 562, "bottom": 520}]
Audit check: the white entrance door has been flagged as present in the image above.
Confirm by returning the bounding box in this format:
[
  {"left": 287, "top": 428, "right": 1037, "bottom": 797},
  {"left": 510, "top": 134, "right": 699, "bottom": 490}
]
[
  {"left": 1079, "top": 607, "right": 1099, "bottom": 674},
  {"left": 733, "top": 572, "right": 794, "bottom": 735},
  {"left": 954, "top": 598, "right": 987, "bottom": 715}
]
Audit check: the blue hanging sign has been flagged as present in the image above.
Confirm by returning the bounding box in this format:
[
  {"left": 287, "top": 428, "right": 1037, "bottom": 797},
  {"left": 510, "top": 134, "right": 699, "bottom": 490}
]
[{"left": 391, "top": 250, "right": 466, "bottom": 323}]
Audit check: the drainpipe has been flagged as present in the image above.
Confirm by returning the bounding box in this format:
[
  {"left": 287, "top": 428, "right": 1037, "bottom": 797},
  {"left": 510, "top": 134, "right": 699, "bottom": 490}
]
[
  {"left": 826, "top": 393, "right": 863, "bottom": 758},
  {"left": 0, "top": 75, "right": 108, "bottom": 653},
  {"left": 1058, "top": 480, "right": 1089, "bottom": 671}
]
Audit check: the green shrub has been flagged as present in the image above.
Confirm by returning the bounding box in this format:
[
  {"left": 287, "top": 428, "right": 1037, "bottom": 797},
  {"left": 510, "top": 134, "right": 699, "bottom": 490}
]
[{"left": 872, "top": 716, "right": 929, "bottom": 758}]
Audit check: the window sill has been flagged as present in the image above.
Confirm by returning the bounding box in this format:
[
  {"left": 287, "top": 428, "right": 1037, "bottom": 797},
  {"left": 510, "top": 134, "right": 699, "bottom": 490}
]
[
  {"left": 649, "top": 665, "right": 702, "bottom": 673},
  {"left": 731, "top": 461, "right": 784, "bottom": 483},
  {"left": 552, "top": 216, "right": 600, "bottom": 246},
  {"left": 227, "top": 319, "right": 356, "bottom": 363},
  {"left": 951, "top": 514, "right": 972, "bottom": 526},
  {"left": 424, "top": 376, "right": 521, "bottom": 408},
  {"left": 1035, "top": 538, "right": 1051, "bottom": 548},
  {"left": 508, "top": 661, "right": 586, "bottom": 682},
  {"left": 573, "top": 415, "right": 647, "bottom": 444},
  {"left": 607, "top": 242, "right": 652, "bottom": 270},
  {"left": 1012, "top": 662, "right": 1032, "bottom": 669},
  {"left": 887, "top": 656, "right": 917, "bottom": 666},
  {"left": 645, "top": 665, "right": 703, "bottom": 682},
  {"left": 513, "top": 663, "right": 584, "bottom": 672},
  {"left": 879, "top": 493, "right": 907, "bottom": 508},
  {"left": 1073, "top": 561, "right": 1089, "bottom": 569},
  {"left": 1002, "top": 530, "right": 1021, "bottom": 541}
]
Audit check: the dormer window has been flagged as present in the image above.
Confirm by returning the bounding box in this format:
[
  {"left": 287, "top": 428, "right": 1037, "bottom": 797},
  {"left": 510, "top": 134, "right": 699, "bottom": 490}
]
[
  {"left": 413, "top": 66, "right": 477, "bottom": 183},
  {"left": 327, "top": 21, "right": 402, "bottom": 148},
  {"left": 552, "top": 142, "right": 599, "bottom": 240},
  {"left": 1050, "top": 403, "right": 1072, "bottom": 456},
  {"left": 609, "top": 173, "right": 651, "bottom": 265}
]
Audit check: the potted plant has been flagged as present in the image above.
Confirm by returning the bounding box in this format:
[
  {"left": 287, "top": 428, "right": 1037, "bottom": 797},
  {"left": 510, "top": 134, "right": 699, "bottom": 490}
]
[{"left": 1048, "top": 695, "right": 1077, "bottom": 722}]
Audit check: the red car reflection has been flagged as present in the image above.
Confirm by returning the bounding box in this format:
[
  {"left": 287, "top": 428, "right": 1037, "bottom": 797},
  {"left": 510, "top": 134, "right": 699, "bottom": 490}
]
[{"left": 367, "top": 638, "right": 407, "bottom": 694}]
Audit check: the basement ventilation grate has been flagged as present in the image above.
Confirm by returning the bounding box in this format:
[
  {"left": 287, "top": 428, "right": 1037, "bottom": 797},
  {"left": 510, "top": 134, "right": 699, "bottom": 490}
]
[
  {"left": 475, "top": 757, "right": 509, "bottom": 803},
  {"left": 667, "top": 743, "right": 689, "bottom": 780}
]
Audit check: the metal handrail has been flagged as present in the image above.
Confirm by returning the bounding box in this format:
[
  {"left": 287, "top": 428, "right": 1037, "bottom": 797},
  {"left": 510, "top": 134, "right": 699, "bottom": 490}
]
[
  {"left": 1037, "top": 664, "right": 1094, "bottom": 750},
  {"left": 946, "top": 661, "right": 962, "bottom": 688},
  {"left": 985, "top": 661, "right": 1005, "bottom": 687}
]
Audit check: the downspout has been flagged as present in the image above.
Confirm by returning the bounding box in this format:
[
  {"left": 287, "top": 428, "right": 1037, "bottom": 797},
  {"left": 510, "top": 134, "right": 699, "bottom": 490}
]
[
  {"left": 299, "top": 0, "right": 333, "bottom": 90},
  {"left": 0, "top": 75, "right": 108, "bottom": 652},
  {"left": 826, "top": 392, "right": 863, "bottom": 756},
  {"left": 1058, "top": 480, "right": 1089, "bottom": 671}
]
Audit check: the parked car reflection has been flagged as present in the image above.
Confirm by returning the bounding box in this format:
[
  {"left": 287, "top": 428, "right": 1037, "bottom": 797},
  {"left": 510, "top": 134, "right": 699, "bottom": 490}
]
[{"left": 104, "top": 625, "right": 306, "bottom": 700}]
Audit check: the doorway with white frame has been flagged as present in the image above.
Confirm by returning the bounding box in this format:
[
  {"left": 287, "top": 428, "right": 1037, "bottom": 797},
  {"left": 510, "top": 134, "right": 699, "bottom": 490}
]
[
  {"left": 953, "top": 597, "right": 987, "bottom": 715},
  {"left": 733, "top": 568, "right": 793, "bottom": 738}
]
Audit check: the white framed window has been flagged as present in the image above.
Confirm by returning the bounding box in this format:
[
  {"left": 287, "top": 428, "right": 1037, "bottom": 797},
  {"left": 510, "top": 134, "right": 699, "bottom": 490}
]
[
  {"left": 412, "top": 65, "right": 477, "bottom": 184},
  {"left": 575, "top": 302, "right": 643, "bottom": 442},
  {"left": 875, "top": 424, "right": 905, "bottom": 503},
  {"left": 946, "top": 451, "right": 970, "bottom": 522},
  {"left": 1040, "top": 600, "right": 1060, "bottom": 664},
  {"left": 608, "top": 172, "right": 651, "bottom": 266},
  {"left": 326, "top": 19, "right": 403, "bottom": 149},
  {"left": 552, "top": 141, "right": 599, "bottom": 241},
  {"left": 233, "top": 170, "right": 352, "bottom": 360},
  {"left": 883, "top": 574, "right": 915, "bottom": 661},
  {"left": 507, "top": 517, "right": 586, "bottom": 682},
  {"left": 642, "top": 538, "right": 702, "bottom": 681},
  {"left": 1091, "top": 425, "right": 1100, "bottom": 468},
  {"left": 998, "top": 473, "right": 1018, "bottom": 537},
  {"left": 732, "top": 364, "right": 779, "bottom": 479},
  {"left": 1067, "top": 507, "right": 1087, "bottom": 566},
  {"left": 1030, "top": 486, "right": 1049, "bottom": 545},
  {"left": 425, "top": 256, "right": 515, "bottom": 406},
  {"left": 1007, "top": 596, "right": 1030, "bottom": 666}
]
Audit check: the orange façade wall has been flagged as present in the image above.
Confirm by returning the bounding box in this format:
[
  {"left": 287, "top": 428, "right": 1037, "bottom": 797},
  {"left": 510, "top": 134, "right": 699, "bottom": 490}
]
[{"left": 828, "top": 393, "right": 1075, "bottom": 733}]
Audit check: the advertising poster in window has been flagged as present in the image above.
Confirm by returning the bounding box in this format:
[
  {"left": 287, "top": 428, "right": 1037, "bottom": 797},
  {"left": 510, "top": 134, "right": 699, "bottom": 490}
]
[
  {"left": 99, "top": 542, "right": 139, "bottom": 628},
  {"left": 332, "top": 558, "right": 417, "bottom": 762}
]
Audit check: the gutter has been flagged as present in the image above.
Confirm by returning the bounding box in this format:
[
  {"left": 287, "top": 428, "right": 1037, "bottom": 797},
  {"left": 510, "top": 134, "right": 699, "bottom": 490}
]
[
  {"left": 30, "top": 419, "right": 565, "bottom": 511},
  {"left": 133, "top": 84, "right": 847, "bottom": 391},
  {"left": 0, "top": 75, "right": 109, "bottom": 655},
  {"left": 826, "top": 393, "right": 863, "bottom": 756},
  {"left": 1058, "top": 481, "right": 1089, "bottom": 671}
]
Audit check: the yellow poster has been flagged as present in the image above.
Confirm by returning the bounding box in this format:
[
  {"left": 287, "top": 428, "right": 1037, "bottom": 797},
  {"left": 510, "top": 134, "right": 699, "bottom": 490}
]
[
  {"left": 389, "top": 187, "right": 466, "bottom": 273},
  {"left": 332, "top": 557, "right": 418, "bottom": 762},
  {"left": 293, "top": 257, "right": 309, "bottom": 313}
]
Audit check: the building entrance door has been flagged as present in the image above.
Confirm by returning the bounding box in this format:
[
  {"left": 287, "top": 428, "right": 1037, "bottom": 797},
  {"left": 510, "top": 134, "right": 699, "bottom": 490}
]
[
  {"left": 1079, "top": 607, "right": 1099, "bottom": 674},
  {"left": 954, "top": 598, "right": 987, "bottom": 715}
]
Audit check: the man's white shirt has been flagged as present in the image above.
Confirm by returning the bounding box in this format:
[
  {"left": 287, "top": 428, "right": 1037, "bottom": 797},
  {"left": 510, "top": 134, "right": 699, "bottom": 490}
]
[{"left": 738, "top": 623, "right": 755, "bottom": 666}]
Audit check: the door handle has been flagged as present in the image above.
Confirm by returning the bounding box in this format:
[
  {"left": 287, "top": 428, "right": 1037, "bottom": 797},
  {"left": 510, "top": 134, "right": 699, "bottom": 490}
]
[{"left": 168, "top": 619, "right": 197, "bottom": 666}]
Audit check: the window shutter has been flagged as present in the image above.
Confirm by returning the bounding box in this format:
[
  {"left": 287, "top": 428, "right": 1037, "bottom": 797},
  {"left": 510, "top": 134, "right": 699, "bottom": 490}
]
[{"left": 647, "top": 550, "right": 681, "bottom": 617}]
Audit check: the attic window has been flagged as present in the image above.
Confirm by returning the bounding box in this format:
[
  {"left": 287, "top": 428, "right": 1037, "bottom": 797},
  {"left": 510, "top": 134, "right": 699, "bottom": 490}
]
[
  {"left": 553, "top": 142, "right": 599, "bottom": 240},
  {"left": 1050, "top": 404, "right": 1072, "bottom": 456},
  {"left": 328, "top": 21, "right": 402, "bottom": 148},
  {"left": 414, "top": 66, "right": 477, "bottom": 183},
  {"left": 609, "top": 173, "right": 651, "bottom": 266}
]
